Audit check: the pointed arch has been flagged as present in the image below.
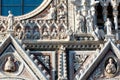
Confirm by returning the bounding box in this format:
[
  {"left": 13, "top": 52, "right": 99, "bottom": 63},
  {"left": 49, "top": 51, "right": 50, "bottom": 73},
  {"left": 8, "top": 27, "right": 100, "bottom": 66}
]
[{"left": 95, "top": 3, "right": 104, "bottom": 26}]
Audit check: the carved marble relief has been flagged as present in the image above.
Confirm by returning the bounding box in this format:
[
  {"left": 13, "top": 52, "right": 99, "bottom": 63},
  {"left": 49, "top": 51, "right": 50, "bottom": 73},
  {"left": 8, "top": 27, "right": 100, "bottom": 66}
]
[
  {"left": 74, "top": 54, "right": 88, "bottom": 72},
  {"left": 30, "top": 52, "right": 51, "bottom": 77},
  {"left": 37, "top": 55, "right": 50, "bottom": 69},
  {"left": 0, "top": 54, "right": 24, "bottom": 76},
  {"left": 105, "top": 58, "right": 117, "bottom": 78},
  {"left": 88, "top": 51, "right": 119, "bottom": 80},
  {"left": 4, "top": 56, "right": 16, "bottom": 72}
]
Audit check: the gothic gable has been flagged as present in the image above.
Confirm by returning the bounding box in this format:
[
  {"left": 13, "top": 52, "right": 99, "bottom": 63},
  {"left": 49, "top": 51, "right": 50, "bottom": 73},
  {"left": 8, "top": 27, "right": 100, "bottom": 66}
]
[
  {"left": 79, "top": 40, "right": 120, "bottom": 80},
  {"left": 0, "top": 35, "right": 48, "bottom": 80}
]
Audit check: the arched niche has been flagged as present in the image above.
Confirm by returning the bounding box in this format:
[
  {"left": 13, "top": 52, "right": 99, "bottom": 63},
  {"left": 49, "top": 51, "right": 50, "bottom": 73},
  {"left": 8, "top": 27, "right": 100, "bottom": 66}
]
[
  {"left": 95, "top": 3, "right": 104, "bottom": 26},
  {"left": 107, "top": 3, "right": 113, "bottom": 20}
]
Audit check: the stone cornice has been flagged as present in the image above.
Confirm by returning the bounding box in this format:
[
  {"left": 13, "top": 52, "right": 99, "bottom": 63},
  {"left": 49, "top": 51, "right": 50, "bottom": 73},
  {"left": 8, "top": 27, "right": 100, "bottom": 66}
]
[{"left": 22, "top": 40, "right": 105, "bottom": 50}]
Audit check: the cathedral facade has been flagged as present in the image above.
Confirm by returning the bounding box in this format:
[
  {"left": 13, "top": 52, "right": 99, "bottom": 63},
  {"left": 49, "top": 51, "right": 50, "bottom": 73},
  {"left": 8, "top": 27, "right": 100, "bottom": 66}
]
[{"left": 0, "top": 0, "right": 120, "bottom": 80}]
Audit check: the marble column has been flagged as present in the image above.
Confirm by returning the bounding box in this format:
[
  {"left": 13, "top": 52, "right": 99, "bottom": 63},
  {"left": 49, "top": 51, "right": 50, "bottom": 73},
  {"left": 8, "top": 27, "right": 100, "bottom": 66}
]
[
  {"left": 91, "top": 6, "right": 96, "bottom": 28},
  {"left": 113, "top": 9, "right": 119, "bottom": 40},
  {"left": 52, "top": 51, "right": 56, "bottom": 80},
  {"left": 90, "top": 0, "right": 99, "bottom": 29}
]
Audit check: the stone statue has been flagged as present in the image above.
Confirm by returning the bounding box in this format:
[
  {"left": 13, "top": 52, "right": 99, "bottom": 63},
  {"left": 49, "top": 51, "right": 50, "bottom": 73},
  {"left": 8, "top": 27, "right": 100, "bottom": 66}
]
[
  {"left": 59, "top": 29, "right": 67, "bottom": 39},
  {"left": 105, "top": 18, "right": 112, "bottom": 35},
  {"left": 23, "top": 29, "right": 31, "bottom": 39},
  {"left": 4, "top": 56, "right": 16, "bottom": 72},
  {"left": 76, "top": 10, "right": 85, "bottom": 33},
  {"left": 51, "top": 28, "right": 58, "bottom": 39},
  {"left": 42, "top": 28, "right": 49, "bottom": 39},
  {"left": 86, "top": 10, "right": 94, "bottom": 33},
  {"left": 105, "top": 58, "right": 116, "bottom": 74},
  {"left": 33, "top": 29, "right": 40, "bottom": 39},
  {"left": 58, "top": 8, "right": 66, "bottom": 19},
  {"left": 47, "top": 4, "right": 56, "bottom": 19},
  {"left": 111, "top": 0, "right": 117, "bottom": 9},
  {"left": 16, "top": 28, "right": 24, "bottom": 39},
  {"left": 7, "top": 11, "right": 14, "bottom": 30}
]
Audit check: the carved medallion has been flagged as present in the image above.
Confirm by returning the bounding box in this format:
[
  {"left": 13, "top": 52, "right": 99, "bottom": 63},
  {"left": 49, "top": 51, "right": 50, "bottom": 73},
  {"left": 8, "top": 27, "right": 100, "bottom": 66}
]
[{"left": 104, "top": 57, "right": 118, "bottom": 78}]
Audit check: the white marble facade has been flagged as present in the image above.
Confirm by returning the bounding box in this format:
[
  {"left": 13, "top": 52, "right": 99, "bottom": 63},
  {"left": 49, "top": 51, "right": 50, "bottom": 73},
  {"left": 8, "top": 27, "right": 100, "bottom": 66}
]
[{"left": 0, "top": 0, "right": 120, "bottom": 80}]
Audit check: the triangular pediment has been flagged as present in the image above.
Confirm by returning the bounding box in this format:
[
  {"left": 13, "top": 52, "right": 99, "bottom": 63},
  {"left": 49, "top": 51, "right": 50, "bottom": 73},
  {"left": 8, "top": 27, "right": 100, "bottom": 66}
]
[
  {"left": 78, "top": 40, "right": 120, "bottom": 80},
  {"left": 0, "top": 35, "right": 48, "bottom": 80}
]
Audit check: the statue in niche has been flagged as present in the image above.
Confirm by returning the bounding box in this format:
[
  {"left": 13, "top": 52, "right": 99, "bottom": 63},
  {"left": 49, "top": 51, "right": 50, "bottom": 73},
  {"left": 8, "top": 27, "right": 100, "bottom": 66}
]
[
  {"left": 86, "top": 10, "right": 94, "bottom": 33},
  {"left": 33, "top": 29, "right": 40, "bottom": 39},
  {"left": 58, "top": 9, "right": 65, "bottom": 19},
  {"left": 51, "top": 28, "right": 58, "bottom": 39},
  {"left": 76, "top": 10, "right": 85, "bottom": 33},
  {"left": 104, "top": 18, "right": 112, "bottom": 35},
  {"left": 58, "top": 5, "right": 66, "bottom": 19},
  {"left": 7, "top": 11, "right": 14, "bottom": 30},
  {"left": 105, "top": 58, "right": 117, "bottom": 78},
  {"left": 111, "top": 0, "right": 117, "bottom": 9},
  {"left": 23, "top": 29, "right": 31, "bottom": 39},
  {"left": 16, "top": 28, "right": 24, "bottom": 39},
  {"left": 42, "top": 28, "right": 49, "bottom": 39},
  {"left": 4, "top": 56, "right": 16, "bottom": 72},
  {"left": 59, "top": 29, "right": 67, "bottom": 39},
  {"left": 47, "top": 4, "right": 56, "bottom": 20}
]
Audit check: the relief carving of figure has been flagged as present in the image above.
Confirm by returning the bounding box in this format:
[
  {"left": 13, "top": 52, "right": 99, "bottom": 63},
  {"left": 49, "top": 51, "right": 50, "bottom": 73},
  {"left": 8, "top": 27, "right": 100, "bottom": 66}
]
[
  {"left": 111, "top": 0, "right": 117, "bottom": 9},
  {"left": 104, "top": 18, "right": 112, "bottom": 35},
  {"left": 59, "top": 29, "right": 67, "bottom": 39},
  {"left": 58, "top": 7, "right": 66, "bottom": 19},
  {"left": 51, "top": 28, "right": 58, "bottom": 39},
  {"left": 7, "top": 11, "right": 14, "bottom": 30},
  {"left": 42, "top": 28, "right": 49, "bottom": 39},
  {"left": 16, "top": 28, "right": 24, "bottom": 39},
  {"left": 23, "top": 29, "right": 31, "bottom": 39},
  {"left": 33, "top": 29, "right": 40, "bottom": 39},
  {"left": 76, "top": 10, "right": 85, "bottom": 33},
  {"left": 105, "top": 58, "right": 117, "bottom": 78},
  {"left": 86, "top": 10, "right": 94, "bottom": 33},
  {"left": 47, "top": 4, "right": 56, "bottom": 19},
  {"left": 105, "top": 58, "right": 116, "bottom": 74},
  {"left": 4, "top": 56, "right": 16, "bottom": 72}
]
